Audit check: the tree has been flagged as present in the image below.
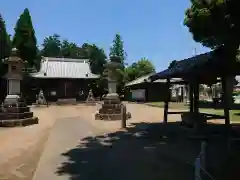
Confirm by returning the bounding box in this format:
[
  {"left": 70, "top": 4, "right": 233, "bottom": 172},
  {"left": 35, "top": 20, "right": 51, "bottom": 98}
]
[
  {"left": 184, "top": 0, "right": 240, "bottom": 62},
  {"left": 0, "top": 14, "right": 11, "bottom": 77},
  {"left": 108, "top": 34, "right": 127, "bottom": 94},
  {"left": 87, "top": 44, "right": 107, "bottom": 75},
  {"left": 78, "top": 43, "right": 107, "bottom": 74},
  {"left": 60, "top": 40, "right": 82, "bottom": 59},
  {"left": 109, "top": 33, "right": 127, "bottom": 65},
  {"left": 168, "top": 60, "right": 177, "bottom": 69},
  {"left": 0, "top": 14, "right": 11, "bottom": 61},
  {"left": 126, "top": 58, "right": 155, "bottom": 82},
  {"left": 12, "top": 8, "right": 37, "bottom": 67},
  {"left": 184, "top": 1, "right": 240, "bottom": 105},
  {"left": 40, "top": 34, "right": 62, "bottom": 57}
]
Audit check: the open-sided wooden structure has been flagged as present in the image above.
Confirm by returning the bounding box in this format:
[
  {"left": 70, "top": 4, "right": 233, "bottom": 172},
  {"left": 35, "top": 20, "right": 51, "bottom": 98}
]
[{"left": 149, "top": 49, "right": 240, "bottom": 128}]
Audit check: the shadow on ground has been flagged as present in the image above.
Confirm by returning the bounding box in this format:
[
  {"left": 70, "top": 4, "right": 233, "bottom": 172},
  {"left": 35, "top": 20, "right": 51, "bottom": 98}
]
[{"left": 56, "top": 122, "right": 240, "bottom": 180}]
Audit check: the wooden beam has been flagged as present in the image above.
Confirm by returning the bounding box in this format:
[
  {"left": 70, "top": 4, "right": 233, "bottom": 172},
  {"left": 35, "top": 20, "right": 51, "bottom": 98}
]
[
  {"left": 221, "top": 76, "right": 230, "bottom": 126},
  {"left": 167, "top": 111, "right": 188, "bottom": 114},
  {"left": 163, "top": 78, "right": 170, "bottom": 123},
  {"left": 189, "top": 83, "right": 194, "bottom": 113},
  {"left": 193, "top": 82, "right": 199, "bottom": 113}
]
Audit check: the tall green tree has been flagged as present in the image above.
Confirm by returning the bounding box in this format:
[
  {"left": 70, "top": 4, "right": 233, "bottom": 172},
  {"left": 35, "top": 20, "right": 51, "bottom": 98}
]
[
  {"left": 184, "top": 0, "right": 240, "bottom": 62},
  {"left": 0, "top": 14, "right": 11, "bottom": 77},
  {"left": 109, "top": 34, "right": 127, "bottom": 94},
  {"left": 40, "top": 34, "right": 62, "bottom": 57},
  {"left": 12, "top": 8, "right": 37, "bottom": 67},
  {"left": 0, "top": 14, "right": 11, "bottom": 61},
  {"left": 109, "top": 33, "right": 127, "bottom": 65},
  {"left": 126, "top": 58, "right": 155, "bottom": 82}
]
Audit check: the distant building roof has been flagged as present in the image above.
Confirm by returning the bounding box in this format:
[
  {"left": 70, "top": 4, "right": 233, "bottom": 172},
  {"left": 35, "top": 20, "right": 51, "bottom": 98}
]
[
  {"left": 125, "top": 73, "right": 181, "bottom": 87},
  {"left": 31, "top": 57, "right": 99, "bottom": 79}
]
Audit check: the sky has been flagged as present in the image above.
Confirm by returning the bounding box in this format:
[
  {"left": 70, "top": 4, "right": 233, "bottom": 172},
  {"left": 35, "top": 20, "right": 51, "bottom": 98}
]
[{"left": 1, "top": 0, "right": 210, "bottom": 71}]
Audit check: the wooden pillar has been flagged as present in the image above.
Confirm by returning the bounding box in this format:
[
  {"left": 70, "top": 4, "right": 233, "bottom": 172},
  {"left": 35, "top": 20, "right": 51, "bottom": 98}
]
[
  {"left": 193, "top": 82, "right": 199, "bottom": 113},
  {"left": 221, "top": 76, "right": 230, "bottom": 126},
  {"left": 163, "top": 78, "right": 170, "bottom": 124},
  {"left": 189, "top": 83, "right": 194, "bottom": 113}
]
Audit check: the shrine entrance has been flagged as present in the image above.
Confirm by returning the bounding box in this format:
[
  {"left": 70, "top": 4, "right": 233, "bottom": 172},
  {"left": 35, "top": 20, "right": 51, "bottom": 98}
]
[{"left": 63, "top": 81, "right": 76, "bottom": 98}]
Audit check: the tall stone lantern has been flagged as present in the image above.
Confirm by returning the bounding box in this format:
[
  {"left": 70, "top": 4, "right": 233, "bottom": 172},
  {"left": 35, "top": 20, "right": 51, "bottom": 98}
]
[
  {"left": 95, "top": 56, "right": 131, "bottom": 122},
  {"left": 3, "top": 48, "right": 24, "bottom": 104},
  {"left": 103, "top": 56, "right": 123, "bottom": 99},
  {"left": 0, "top": 48, "right": 38, "bottom": 127}
]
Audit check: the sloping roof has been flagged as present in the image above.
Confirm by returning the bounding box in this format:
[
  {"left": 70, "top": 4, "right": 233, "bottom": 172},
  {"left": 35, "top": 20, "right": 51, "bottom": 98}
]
[
  {"left": 125, "top": 73, "right": 182, "bottom": 87},
  {"left": 31, "top": 57, "right": 99, "bottom": 79},
  {"left": 150, "top": 51, "right": 216, "bottom": 81},
  {"left": 150, "top": 49, "right": 240, "bottom": 82}
]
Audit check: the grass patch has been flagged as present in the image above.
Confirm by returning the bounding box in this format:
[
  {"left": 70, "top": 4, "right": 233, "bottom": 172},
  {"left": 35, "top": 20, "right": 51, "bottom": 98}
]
[{"left": 146, "top": 102, "right": 240, "bottom": 122}]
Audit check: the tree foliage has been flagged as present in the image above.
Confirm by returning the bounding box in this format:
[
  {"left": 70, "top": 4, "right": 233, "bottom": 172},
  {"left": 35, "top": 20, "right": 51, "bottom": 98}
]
[
  {"left": 126, "top": 58, "right": 155, "bottom": 82},
  {"left": 80, "top": 43, "right": 107, "bottom": 74},
  {"left": 0, "top": 14, "right": 11, "bottom": 76},
  {"left": 12, "top": 8, "right": 38, "bottom": 67},
  {"left": 0, "top": 14, "right": 11, "bottom": 60},
  {"left": 184, "top": 0, "right": 240, "bottom": 60},
  {"left": 109, "top": 33, "right": 127, "bottom": 65},
  {"left": 40, "top": 34, "right": 62, "bottom": 57},
  {"left": 40, "top": 35, "right": 107, "bottom": 75}
]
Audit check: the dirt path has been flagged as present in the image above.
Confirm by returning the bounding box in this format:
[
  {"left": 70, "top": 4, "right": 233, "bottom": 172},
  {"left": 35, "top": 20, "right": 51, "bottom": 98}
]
[
  {"left": 0, "top": 105, "right": 82, "bottom": 180},
  {"left": 0, "top": 103, "right": 209, "bottom": 180}
]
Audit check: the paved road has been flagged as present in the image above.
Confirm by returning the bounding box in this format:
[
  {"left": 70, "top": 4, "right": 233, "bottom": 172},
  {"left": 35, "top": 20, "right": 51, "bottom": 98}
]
[{"left": 32, "top": 116, "right": 100, "bottom": 180}]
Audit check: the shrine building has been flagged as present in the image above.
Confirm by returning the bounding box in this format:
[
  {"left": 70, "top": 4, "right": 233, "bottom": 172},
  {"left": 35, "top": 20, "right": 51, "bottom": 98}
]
[{"left": 27, "top": 57, "right": 99, "bottom": 102}]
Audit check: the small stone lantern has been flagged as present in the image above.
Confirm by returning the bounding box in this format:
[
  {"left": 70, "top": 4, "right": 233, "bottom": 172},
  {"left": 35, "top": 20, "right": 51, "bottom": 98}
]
[{"left": 3, "top": 48, "right": 24, "bottom": 104}]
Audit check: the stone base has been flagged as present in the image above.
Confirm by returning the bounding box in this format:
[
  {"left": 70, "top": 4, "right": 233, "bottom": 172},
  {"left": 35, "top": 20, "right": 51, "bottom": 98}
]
[
  {"left": 4, "top": 94, "right": 21, "bottom": 105},
  {"left": 0, "top": 116, "right": 39, "bottom": 127},
  {"left": 95, "top": 112, "right": 131, "bottom": 121},
  {"left": 95, "top": 113, "right": 122, "bottom": 121},
  {"left": 0, "top": 95, "right": 38, "bottom": 127},
  {"left": 95, "top": 93, "right": 131, "bottom": 121},
  {"left": 104, "top": 93, "right": 119, "bottom": 100}
]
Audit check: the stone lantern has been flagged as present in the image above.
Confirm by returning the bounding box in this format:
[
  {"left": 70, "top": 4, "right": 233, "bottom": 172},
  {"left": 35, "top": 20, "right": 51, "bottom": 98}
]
[
  {"left": 95, "top": 56, "right": 131, "bottom": 122},
  {"left": 0, "top": 48, "right": 38, "bottom": 127},
  {"left": 3, "top": 48, "right": 24, "bottom": 104},
  {"left": 103, "top": 56, "right": 123, "bottom": 99}
]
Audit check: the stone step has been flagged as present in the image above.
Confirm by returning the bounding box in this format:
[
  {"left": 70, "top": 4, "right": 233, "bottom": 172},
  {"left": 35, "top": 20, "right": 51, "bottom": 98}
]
[
  {"left": 99, "top": 108, "right": 121, "bottom": 114},
  {"left": 56, "top": 98, "right": 77, "bottom": 105},
  {"left": 0, "top": 106, "right": 30, "bottom": 113},
  {"left": 0, "top": 112, "right": 33, "bottom": 120},
  {"left": 0, "top": 117, "right": 38, "bottom": 127},
  {"left": 103, "top": 99, "right": 121, "bottom": 104},
  {"left": 102, "top": 104, "right": 122, "bottom": 109},
  {"left": 2, "top": 102, "right": 27, "bottom": 108},
  {"left": 95, "top": 113, "right": 122, "bottom": 121}
]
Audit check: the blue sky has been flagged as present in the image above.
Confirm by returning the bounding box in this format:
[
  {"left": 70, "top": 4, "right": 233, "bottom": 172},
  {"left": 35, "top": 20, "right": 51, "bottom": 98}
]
[{"left": 1, "top": 0, "right": 210, "bottom": 71}]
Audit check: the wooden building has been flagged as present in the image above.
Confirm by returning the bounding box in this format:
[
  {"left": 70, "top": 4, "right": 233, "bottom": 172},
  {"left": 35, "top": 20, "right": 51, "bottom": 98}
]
[
  {"left": 125, "top": 73, "right": 182, "bottom": 102},
  {"left": 149, "top": 48, "right": 240, "bottom": 126},
  {"left": 28, "top": 57, "right": 99, "bottom": 102}
]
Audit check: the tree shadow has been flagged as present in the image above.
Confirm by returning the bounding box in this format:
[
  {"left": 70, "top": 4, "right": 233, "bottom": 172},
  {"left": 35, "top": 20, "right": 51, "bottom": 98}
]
[{"left": 56, "top": 122, "right": 239, "bottom": 180}]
